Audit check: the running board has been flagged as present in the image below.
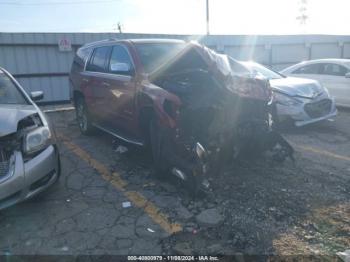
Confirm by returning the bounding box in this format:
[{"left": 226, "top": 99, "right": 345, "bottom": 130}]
[{"left": 92, "top": 124, "right": 144, "bottom": 146}]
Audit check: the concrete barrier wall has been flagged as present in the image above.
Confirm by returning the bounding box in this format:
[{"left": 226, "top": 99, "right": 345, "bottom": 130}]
[{"left": 1, "top": 33, "right": 350, "bottom": 102}]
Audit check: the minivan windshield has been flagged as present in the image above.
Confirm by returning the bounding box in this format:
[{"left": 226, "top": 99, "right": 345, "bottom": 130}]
[
  {"left": 0, "top": 71, "right": 28, "bottom": 105},
  {"left": 135, "top": 43, "right": 187, "bottom": 74}
]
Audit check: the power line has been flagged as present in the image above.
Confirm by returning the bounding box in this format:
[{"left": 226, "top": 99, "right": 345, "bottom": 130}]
[{"left": 0, "top": 0, "right": 116, "bottom": 5}]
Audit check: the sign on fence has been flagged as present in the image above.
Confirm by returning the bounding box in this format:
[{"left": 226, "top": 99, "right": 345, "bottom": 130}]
[{"left": 58, "top": 38, "right": 72, "bottom": 52}]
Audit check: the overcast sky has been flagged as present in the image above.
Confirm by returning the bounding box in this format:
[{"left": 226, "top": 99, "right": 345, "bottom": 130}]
[{"left": 0, "top": 0, "right": 349, "bottom": 35}]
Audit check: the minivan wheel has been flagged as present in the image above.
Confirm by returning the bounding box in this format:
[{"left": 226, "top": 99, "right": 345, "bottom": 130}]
[{"left": 75, "top": 97, "right": 94, "bottom": 135}]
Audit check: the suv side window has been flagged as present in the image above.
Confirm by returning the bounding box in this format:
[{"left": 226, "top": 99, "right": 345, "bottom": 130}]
[
  {"left": 108, "top": 45, "right": 134, "bottom": 76},
  {"left": 72, "top": 47, "right": 92, "bottom": 70},
  {"left": 293, "top": 64, "right": 321, "bottom": 74},
  {"left": 319, "top": 63, "right": 349, "bottom": 76},
  {"left": 86, "top": 46, "right": 111, "bottom": 73}
]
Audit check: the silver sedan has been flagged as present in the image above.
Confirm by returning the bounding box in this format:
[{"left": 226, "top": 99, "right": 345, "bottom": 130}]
[
  {"left": 281, "top": 59, "right": 350, "bottom": 107},
  {"left": 239, "top": 61, "right": 337, "bottom": 127},
  {"left": 0, "top": 67, "right": 60, "bottom": 210}
]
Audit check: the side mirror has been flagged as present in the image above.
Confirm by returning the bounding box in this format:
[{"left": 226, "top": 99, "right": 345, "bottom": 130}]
[
  {"left": 345, "top": 72, "right": 350, "bottom": 78},
  {"left": 110, "top": 62, "right": 132, "bottom": 75},
  {"left": 30, "top": 91, "right": 44, "bottom": 101}
]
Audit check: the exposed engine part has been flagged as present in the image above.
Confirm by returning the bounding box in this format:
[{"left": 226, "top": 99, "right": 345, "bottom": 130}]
[
  {"left": 172, "top": 168, "right": 186, "bottom": 181},
  {"left": 17, "top": 113, "right": 42, "bottom": 133},
  {"left": 0, "top": 113, "right": 45, "bottom": 169},
  {"left": 268, "top": 131, "right": 295, "bottom": 162},
  {"left": 201, "top": 179, "right": 210, "bottom": 190},
  {"left": 0, "top": 133, "right": 20, "bottom": 153},
  {"left": 0, "top": 134, "right": 18, "bottom": 178},
  {"left": 149, "top": 45, "right": 294, "bottom": 196},
  {"left": 0, "top": 149, "right": 10, "bottom": 177}
]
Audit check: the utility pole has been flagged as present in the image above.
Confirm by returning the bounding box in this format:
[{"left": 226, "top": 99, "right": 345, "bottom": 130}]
[
  {"left": 206, "top": 0, "right": 210, "bottom": 35},
  {"left": 117, "top": 22, "right": 123, "bottom": 34},
  {"left": 296, "top": 0, "right": 308, "bottom": 32}
]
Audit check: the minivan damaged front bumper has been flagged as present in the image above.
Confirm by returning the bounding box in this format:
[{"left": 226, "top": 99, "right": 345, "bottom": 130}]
[{"left": 0, "top": 145, "right": 60, "bottom": 210}]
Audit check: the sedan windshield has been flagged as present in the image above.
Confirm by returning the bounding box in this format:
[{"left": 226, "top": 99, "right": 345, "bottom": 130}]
[
  {"left": 242, "top": 61, "right": 284, "bottom": 80},
  {"left": 0, "top": 71, "right": 27, "bottom": 105}
]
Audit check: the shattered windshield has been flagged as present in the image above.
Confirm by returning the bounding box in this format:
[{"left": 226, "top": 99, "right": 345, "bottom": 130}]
[
  {"left": 214, "top": 53, "right": 231, "bottom": 76},
  {"left": 241, "top": 61, "right": 284, "bottom": 79},
  {"left": 201, "top": 45, "right": 232, "bottom": 76},
  {"left": 0, "top": 71, "right": 27, "bottom": 105},
  {"left": 136, "top": 41, "right": 234, "bottom": 78},
  {"left": 135, "top": 42, "right": 187, "bottom": 74},
  {"left": 228, "top": 57, "right": 251, "bottom": 76}
]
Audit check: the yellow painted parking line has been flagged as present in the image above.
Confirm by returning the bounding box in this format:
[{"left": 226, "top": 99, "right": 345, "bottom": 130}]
[
  {"left": 58, "top": 133, "right": 182, "bottom": 235},
  {"left": 296, "top": 144, "right": 350, "bottom": 162}
]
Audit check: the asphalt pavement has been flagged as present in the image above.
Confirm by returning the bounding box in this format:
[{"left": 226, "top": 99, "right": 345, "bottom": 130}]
[{"left": 0, "top": 108, "right": 349, "bottom": 257}]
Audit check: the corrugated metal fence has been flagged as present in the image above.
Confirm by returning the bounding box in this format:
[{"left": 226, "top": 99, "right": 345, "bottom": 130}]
[{"left": 1, "top": 33, "right": 350, "bottom": 102}]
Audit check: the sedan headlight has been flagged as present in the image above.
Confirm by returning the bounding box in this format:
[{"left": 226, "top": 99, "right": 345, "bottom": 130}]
[
  {"left": 274, "top": 92, "right": 301, "bottom": 106},
  {"left": 24, "top": 126, "right": 52, "bottom": 154}
]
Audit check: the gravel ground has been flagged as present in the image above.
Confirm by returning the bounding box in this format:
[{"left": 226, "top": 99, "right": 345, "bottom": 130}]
[{"left": 0, "top": 108, "right": 349, "bottom": 257}]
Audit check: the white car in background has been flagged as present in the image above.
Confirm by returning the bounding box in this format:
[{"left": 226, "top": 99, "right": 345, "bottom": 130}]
[
  {"left": 281, "top": 59, "right": 350, "bottom": 107},
  {"left": 239, "top": 61, "right": 337, "bottom": 127}
]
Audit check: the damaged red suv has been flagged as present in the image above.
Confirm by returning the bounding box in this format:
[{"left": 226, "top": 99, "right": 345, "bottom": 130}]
[{"left": 69, "top": 39, "right": 293, "bottom": 194}]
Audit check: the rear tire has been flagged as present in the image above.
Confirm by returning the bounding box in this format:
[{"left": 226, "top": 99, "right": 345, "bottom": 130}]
[{"left": 75, "top": 96, "right": 94, "bottom": 135}]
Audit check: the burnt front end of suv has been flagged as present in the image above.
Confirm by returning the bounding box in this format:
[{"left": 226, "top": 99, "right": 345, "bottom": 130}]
[
  {"left": 151, "top": 76, "right": 293, "bottom": 196},
  {"left": 145, "top": 43, "right": 294, "bottom": 195}
]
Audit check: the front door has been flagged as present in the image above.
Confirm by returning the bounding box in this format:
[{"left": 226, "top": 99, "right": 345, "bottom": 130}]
[
  {"left": 103, "top": 44, "right": 137, "bottom": 137},
  {"left": 318, "top": 63, "right": 350, "bottom": 106},
  {"left": 289, "top": 63, "right": 323, "bottom": 83}
]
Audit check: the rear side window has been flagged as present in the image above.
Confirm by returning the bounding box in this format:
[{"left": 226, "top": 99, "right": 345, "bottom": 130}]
[
  {"left": 108, "top": 45, "right": 134, "bottom": 76},
  {"left": 292, "top": 64, "right": 320, "bottom": 74},
  {"left": 319, "top": 63, "right": 349, "bottom": 76},
  {"left": 74, "top": 47, "right": 92, "bottom": 67},
  {"left": 86, "top": 46, "right": 111, "bottom": 73},
  {"left": 71, "top": 47, "right": 92, "bottom": 73}
]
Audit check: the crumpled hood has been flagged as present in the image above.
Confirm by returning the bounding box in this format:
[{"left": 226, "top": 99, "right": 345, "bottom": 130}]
[
  {"left": 0, "top": 104, "right": 37, "bottom": 137},
  {"left": 270, "top": 77, "right": 324, "bottom": 98}
]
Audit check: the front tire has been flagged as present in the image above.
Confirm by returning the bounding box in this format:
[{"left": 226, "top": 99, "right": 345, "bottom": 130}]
[
  {"left": 75, "top": 96, "right": 94, "bottom": 135},
  {"left": 149, "top": 119, "right": 168, "bottom": 179}
]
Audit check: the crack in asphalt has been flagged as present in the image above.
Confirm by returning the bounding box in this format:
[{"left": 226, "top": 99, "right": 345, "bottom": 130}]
[{"left": 58, "top": 133, "right": 183, "bottom": 236}]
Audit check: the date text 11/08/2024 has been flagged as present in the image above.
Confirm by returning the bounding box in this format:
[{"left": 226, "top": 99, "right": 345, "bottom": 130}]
[{"left": 127, "top": 256, "right": 219, "bottom": 261}]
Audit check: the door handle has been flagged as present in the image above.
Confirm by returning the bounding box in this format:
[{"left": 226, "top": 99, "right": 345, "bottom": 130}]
[
  {"left": 102, "top": 82, "right": 110, "bottom": 87},
  {"left": 82, "top": 78, "right": 89, "bottom": 83}
]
